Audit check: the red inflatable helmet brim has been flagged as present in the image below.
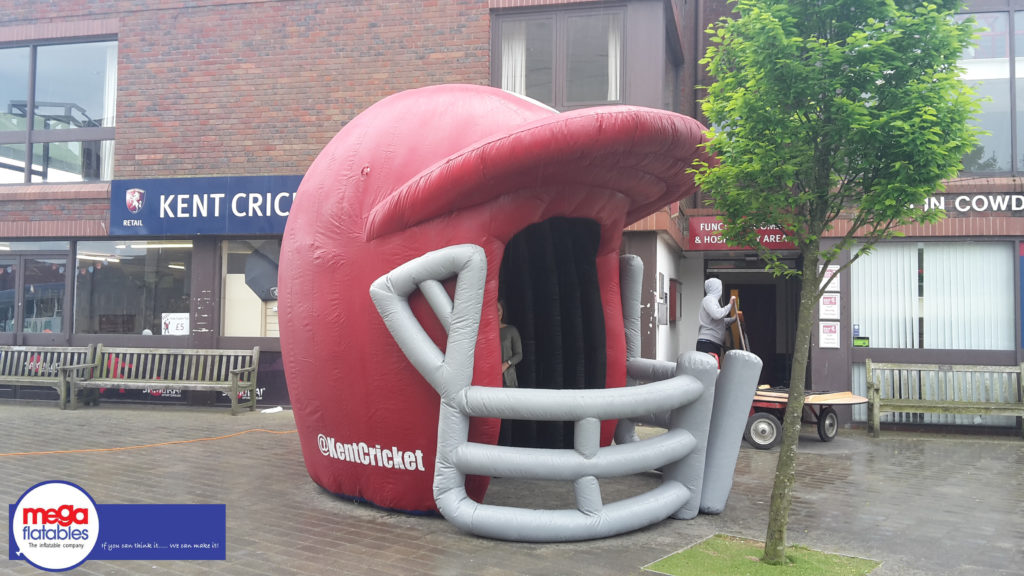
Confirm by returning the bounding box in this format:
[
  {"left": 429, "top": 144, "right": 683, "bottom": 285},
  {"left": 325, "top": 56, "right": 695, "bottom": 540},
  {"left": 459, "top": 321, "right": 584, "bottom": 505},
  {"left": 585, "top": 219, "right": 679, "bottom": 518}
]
[{"left": 365, "top": 104, "right": 708, "bottom": 240}]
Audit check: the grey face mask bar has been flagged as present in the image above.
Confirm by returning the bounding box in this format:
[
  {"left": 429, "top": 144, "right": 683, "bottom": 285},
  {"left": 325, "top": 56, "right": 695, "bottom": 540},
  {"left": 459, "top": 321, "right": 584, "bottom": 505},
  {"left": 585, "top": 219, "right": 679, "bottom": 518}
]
[{"left": 370, "top": 245, "right": 761, "bottom": 542}]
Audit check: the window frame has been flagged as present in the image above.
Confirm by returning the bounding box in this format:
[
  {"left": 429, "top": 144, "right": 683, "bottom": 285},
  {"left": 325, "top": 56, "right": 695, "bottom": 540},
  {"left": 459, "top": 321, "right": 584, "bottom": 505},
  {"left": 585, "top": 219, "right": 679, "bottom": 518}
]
[
  {"left": 491, "top": 6, "right": 626, "bottom": 111},
  {"left": 0, "top": 36, "right": 117, "bottom": 183}
]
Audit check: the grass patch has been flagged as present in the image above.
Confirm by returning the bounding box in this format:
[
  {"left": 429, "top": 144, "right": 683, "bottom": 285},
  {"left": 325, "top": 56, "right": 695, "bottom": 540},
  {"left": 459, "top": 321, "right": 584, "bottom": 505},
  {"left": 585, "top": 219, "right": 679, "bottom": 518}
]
[{"left": 644, "top": 534, "right": 879, "bottom": 576}]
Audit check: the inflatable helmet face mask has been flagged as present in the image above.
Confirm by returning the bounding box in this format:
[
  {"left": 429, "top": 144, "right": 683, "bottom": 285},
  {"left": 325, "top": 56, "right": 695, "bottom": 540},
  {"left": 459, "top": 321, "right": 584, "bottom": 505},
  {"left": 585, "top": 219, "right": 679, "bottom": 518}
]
[{"left": 279, "top": 84, "right": 712, "bottom": 538}]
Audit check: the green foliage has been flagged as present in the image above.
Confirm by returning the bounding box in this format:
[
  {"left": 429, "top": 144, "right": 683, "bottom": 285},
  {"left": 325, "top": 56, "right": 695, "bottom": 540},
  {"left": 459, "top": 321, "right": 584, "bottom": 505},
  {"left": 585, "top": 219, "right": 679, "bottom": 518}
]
[
  {"left": 694, "top": 0, "right": 980, "bottom": 282},
  {"left": 692, "top": 0, "right": 980, "bottom": 566},
  {"left": 644, "top": 534, "right": 880, "bottom": 575}
]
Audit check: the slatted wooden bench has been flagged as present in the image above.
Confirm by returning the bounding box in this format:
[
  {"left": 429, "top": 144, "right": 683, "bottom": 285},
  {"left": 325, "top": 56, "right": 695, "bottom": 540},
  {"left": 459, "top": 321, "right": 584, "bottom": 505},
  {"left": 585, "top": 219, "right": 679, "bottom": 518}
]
[
  {"left": 64, "top": 345, "right": 260, "bottom": 415},
  {"left": 0, "top": 345, "right": 96, "bottom": 408},
  {"left": 866, "top": 359, "right": 1024, "bottom": 438}
]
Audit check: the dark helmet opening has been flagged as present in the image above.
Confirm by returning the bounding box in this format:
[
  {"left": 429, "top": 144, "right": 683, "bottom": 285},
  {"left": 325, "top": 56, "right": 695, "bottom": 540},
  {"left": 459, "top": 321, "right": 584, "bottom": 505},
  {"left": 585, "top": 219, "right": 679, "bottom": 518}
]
[{"left": 498, "top": 217, "right": 606, "bottom": 449}]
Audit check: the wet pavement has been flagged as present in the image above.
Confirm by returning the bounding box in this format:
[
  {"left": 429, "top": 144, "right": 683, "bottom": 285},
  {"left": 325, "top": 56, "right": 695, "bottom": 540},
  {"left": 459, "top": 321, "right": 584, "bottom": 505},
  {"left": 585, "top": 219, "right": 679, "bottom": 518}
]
[{"left": 1, "top": 400, "right": 1021, "bottom": 575}]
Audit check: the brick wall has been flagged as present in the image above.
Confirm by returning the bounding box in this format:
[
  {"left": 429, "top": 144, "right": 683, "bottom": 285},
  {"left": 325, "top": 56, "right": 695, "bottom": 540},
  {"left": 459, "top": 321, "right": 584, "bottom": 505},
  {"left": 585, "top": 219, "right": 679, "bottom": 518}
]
[
  {"left": 0, "top": 0, "right": 492, "bottom": 180},
  {"left": 0, "top": 184, "right": 110, "bottom": 237}
]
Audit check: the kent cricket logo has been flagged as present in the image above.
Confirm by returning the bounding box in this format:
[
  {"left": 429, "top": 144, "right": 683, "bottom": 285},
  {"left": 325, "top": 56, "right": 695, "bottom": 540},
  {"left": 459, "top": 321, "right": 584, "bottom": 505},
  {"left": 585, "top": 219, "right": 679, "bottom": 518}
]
[
  {"left": 10, "top": 481, "right": 100, "bottom": 571},
  {"left": 317, "top": 434, "right": 426, "bottom": 472},
  {"left": 125, "top": 187, "right": 145, "bottom": 214}
]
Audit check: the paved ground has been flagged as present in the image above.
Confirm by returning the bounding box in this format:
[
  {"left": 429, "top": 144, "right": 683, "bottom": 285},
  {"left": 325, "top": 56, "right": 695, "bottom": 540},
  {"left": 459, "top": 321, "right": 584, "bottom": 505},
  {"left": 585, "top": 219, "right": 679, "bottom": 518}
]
[{"left": 1, "top": 400, "right": 1021, "bottom": 575}]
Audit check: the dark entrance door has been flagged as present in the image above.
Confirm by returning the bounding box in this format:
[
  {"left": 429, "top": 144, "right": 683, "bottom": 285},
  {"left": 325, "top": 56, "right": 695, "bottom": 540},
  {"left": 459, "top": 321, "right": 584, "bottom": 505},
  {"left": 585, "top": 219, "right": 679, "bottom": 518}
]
[{"left": 723, "top": 283, "right": 777, "bottom": 386}]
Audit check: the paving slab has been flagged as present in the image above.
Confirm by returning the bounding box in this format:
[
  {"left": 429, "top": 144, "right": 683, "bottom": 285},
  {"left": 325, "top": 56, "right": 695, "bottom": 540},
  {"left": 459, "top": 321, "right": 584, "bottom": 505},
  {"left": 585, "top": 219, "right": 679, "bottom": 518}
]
[{"left": 1, "top": 401, "right": 1021, "bottom": 575}]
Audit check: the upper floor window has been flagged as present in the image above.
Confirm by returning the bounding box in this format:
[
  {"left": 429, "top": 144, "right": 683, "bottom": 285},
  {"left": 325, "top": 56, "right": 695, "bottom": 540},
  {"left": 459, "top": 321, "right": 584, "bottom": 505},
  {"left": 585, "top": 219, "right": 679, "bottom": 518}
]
[
  {"left": 0, "top": 39, "right": 117, "bottom": 183},
  {"left": 493, "top": 8, "right": 623, "bottom": 110}
]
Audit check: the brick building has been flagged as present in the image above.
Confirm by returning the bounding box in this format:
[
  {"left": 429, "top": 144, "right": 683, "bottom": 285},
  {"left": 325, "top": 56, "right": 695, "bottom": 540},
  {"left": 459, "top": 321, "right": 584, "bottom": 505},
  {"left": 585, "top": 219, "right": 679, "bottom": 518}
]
[
  {"left": 4, "top": 0, "right": 1021, "bottom": 432},
  {"left": 677, "top": 0, "right": 1024, "bottom": 434},
  {"left": 0, "top": 0, "right": 699, "bottom": 406}
]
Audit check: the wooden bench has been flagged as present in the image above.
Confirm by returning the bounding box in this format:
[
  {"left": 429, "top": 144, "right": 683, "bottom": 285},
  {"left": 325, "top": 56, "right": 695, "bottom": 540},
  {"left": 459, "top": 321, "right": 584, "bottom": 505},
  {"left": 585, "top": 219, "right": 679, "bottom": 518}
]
[
  {"left": 0, "top": 345, "right": 96, "bottom": 408},
  {"left": 64, "top": 345, "right": 260, "bottom": 415},
  {"left": 866, "top": 359, "right": 1024, "bottom": 438}
]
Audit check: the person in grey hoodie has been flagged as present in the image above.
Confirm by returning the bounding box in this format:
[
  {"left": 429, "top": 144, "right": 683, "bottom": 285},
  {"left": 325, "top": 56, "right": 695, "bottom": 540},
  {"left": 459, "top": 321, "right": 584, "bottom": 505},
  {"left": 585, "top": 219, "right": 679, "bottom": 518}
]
[{"left": 696, "top": 277, "right": 737, "bottom": 358}]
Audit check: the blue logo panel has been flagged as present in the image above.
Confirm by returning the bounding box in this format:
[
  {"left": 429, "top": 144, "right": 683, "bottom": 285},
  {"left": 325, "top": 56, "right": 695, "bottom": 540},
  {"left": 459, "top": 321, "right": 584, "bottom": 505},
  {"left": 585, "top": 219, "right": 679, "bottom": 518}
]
[
  {"left": 10, "top": 503, "right": 227, "bottom": 562},
  {"left": 111, "top": 175, "right": 304, "bottom": 236},
  {"left": 89, "top": 504, "right": 226, "bottom": 560}
]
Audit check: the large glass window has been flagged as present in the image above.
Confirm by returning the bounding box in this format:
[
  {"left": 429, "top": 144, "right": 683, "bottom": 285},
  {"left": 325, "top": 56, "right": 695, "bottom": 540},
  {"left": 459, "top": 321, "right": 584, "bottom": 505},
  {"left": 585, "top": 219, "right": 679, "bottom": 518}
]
[
  {"left": 0, "top": 47, "right": 29, "bottom": 133},
  {"left": 960, "top": 12, "right": 1011, "bottom": 172},
  {"left": 850, "top": 242, "right": 1015, "bottom": 350},
  {"left": 222, "top": 239, "right": 280, "bottom": 337},
  {"left": 74, "top": 241, "right": 191, "bottom": 335},
  {"left": 22, "top": 257, "right": 66, "bottom": 333},
  {"left": 31, "top": 141, "right": 108, "bottom": 182},
  {"left": 1015, "top": 10, "right": 1024, "bottom": 172},
  {"left": 500, "top": 18, "right": 554, "bottom": 104},
  {"left": 35, "top": 43, "right": 117, "bottom": 131},
  {"left": 0, "top": 40, "right": 116, "bottom": 183},
  {"left": 0, "top": 242, "right": 70, "bottom": 335},
  {"left": 566, "top": 13, "right": 621, "bottom": 103},
  {"left": 0, "top": 258, "right": 15, "bottom": 332},
  {"left": 495, "top": 9, "right": 623, "bottom": 110}
]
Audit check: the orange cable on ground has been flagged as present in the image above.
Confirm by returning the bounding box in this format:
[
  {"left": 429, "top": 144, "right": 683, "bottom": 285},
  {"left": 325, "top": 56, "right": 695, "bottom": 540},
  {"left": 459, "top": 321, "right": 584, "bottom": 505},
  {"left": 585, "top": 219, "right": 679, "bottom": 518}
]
[{"left": 0, "top": 428, "right": 297, "bottom": 457}]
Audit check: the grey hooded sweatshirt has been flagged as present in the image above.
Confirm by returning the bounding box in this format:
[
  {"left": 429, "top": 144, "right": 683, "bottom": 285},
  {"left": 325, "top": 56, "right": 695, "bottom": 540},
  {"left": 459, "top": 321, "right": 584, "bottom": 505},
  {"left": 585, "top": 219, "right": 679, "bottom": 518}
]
[{"left": 697, "top": 278, "right": 736, "bottom": 345}]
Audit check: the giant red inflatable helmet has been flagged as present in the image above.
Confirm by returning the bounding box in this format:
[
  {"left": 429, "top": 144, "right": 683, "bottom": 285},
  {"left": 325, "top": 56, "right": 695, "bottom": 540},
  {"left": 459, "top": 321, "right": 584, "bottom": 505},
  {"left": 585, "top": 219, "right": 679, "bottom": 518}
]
[{"left": 279, "top": 84, "right": 709, "bottom": 515}]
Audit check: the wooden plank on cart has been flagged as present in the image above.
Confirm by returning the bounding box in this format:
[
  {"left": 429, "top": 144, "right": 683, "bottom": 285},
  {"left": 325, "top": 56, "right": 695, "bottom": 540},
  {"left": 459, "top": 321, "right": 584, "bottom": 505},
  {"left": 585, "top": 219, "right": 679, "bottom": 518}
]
[
  {"left": 805, "top": 390, "right": 869, "bottom": 405},
  {"left": 753, "top": 387, "right": 867, "bottom": 405}
]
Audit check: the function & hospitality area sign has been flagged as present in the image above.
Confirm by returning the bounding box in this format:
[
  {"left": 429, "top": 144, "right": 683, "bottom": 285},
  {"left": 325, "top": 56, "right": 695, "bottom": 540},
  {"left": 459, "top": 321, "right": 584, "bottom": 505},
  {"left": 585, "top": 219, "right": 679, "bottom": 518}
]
[
  {"left": 686, "top": 216, "right": 796, "bottom": 251},
  {"left": 111, "top": 175, "right": 304, "bottom": 236}
]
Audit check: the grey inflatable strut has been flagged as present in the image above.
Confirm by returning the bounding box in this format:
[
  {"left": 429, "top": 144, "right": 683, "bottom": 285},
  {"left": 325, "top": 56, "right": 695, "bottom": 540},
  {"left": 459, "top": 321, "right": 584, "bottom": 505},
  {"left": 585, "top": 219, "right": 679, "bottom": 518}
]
[
  {"left": 616, "top": 255, "right": 762, "bottom": 517},
  {"left": 370, "top": 245, "right": 761, "bottom": 542}
]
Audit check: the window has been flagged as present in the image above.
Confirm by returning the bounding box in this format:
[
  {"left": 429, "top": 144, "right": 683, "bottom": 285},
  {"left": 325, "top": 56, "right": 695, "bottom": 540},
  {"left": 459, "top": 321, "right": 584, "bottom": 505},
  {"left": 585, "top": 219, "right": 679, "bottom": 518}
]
[
  {"left": 74, "top": 241, "right": 191, "bottom": 335},
  {"left": 0, "top": 241, "right": 70, "bottom": 334},
  {"left": 663, "top": 44, "right": 679, "bottom": 113},
  {"left": 850, "top": 242, "right": 1015, "bottom": 350},
  {"left": 959, "top": 12, "right": 1012, "bottom": 172},
  {"left": 669, "top": 279, "right": 681, "bottom": 322},
  {"left": 494, "top": 8, "right": 623, "bottom": 110},
  {"left": 0, "top": 257, "right": 13, "bottom": 332},
  {"left": 956, "top": 8, "right": 1024, "bottom": 174},
  {"left": 0, "top": 40, "right": 117, "bottom": 183},
  {"left": 222, "top": 239, "right": 280, "bottom": 337},
  {"left": 21, "top": 256, "right": 67, "bottom": 333}
]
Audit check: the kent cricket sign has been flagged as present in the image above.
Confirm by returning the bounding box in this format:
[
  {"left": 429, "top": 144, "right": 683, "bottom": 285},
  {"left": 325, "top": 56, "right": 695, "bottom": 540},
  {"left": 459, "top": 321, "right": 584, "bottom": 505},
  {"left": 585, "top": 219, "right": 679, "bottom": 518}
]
[{"left": 110, "top": 175, "right": 304, "bottom": 236}]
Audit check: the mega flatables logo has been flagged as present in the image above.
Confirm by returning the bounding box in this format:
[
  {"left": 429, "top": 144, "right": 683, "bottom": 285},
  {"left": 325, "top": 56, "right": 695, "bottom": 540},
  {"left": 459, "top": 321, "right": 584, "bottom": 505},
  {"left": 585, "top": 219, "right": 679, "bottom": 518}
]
[{"left": 11, "top": 481, "right": 99, "bottom": 571}]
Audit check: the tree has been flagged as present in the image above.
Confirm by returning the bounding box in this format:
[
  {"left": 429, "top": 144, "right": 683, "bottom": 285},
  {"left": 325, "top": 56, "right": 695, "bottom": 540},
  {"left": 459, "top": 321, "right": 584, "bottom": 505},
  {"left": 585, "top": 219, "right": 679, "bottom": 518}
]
[{"left": 693, "top": 0, "right": 979, "bottom": 566}]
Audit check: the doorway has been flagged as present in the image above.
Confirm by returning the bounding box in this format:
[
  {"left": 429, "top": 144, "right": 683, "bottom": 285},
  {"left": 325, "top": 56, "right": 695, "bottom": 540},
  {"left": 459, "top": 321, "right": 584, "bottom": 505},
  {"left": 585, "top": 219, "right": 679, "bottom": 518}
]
[
  {"left": 706, "top": 255, "right": 800, "bottom": 388},
  {"left": 726, "top": 283, "right": 778, "bottom": 385},
  {"left": 0, "top": 253, "right": 69, "bottom": 345}
]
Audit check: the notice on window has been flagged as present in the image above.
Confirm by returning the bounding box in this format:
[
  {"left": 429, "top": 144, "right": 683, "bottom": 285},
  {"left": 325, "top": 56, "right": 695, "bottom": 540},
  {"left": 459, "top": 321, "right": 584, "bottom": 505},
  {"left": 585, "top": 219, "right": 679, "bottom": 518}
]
[
  {"left": 820, "top": 265, "right": 840, "bottom": 292},
  {"left": 819, "top": 293, "right": 840, "bottom": 320},
  {"left": 162, "top": 313, "right": 189, "bottom": 335},
  {"left": 819, "top": 321, "right": 840, "bottom": 348}
]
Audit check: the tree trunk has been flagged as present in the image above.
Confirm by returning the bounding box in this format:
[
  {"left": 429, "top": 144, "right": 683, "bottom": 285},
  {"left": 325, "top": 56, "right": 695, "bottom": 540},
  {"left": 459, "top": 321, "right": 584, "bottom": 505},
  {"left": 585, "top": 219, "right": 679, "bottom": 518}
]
[{"left": 762, "top": 252, "right": 820, "bottom": 565}]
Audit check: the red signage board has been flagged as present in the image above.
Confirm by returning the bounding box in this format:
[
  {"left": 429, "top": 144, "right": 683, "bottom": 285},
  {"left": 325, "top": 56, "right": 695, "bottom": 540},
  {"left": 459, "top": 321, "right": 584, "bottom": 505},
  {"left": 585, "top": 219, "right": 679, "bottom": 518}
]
[{"left": 687, "top": 216, "right": 796, "bottom": 251}]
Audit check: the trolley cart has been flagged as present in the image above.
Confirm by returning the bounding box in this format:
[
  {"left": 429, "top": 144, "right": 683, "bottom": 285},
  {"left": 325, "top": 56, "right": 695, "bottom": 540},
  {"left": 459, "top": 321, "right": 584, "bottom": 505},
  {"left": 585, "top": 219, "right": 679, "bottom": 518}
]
[{"left": 744, "top": 387, "right": 868, "bottom": 449}]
